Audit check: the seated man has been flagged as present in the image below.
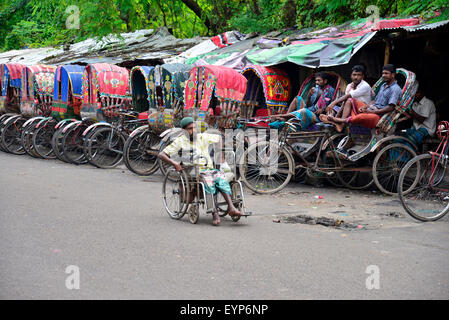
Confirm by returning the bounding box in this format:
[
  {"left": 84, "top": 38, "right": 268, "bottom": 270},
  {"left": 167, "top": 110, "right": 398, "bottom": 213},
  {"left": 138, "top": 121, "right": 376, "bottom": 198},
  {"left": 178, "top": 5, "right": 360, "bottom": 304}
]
[
  {"left": 158, "top": 117, "right": 241, "bottom": 226},
  {"left": 405, "top": 85, "right": 436, "bottom": 147},
  {"left": 269, "top": 72, "right": 335, "bottom": 129},
  {"left": 320, "top": 65, "right": 373, "bottom": 129},
  {"left": 323, "top": 64, "right": 402, "bottom": 132}
]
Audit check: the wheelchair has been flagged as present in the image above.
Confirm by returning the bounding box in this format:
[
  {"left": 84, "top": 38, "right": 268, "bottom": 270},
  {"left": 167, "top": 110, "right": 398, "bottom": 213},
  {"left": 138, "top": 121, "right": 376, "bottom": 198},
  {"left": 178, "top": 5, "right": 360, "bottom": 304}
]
[{"left": 161, "top": 151, "right": 252, "bottom": 224}]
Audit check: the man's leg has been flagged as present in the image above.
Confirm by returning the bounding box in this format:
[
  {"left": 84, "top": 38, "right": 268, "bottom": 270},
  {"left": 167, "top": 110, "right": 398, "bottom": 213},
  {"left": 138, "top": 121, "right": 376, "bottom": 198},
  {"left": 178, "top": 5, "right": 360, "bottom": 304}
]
[{"left": 220, "top": 191, "right": 241, "bottom": 216}]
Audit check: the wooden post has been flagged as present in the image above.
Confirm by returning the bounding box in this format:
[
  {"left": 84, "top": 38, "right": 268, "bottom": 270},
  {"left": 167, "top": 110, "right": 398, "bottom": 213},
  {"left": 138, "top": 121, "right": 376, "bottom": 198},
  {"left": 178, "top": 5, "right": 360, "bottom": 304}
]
[{"left": 384, "top": 40, "right": 391, "bottom": 65}]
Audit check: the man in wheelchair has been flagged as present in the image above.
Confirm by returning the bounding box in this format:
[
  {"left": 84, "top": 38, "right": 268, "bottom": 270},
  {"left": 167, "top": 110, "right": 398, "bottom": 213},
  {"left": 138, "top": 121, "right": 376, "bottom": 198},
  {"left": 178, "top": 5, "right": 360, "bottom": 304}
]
[{"left": 158, "top": 116, "right": 241, "bottom": 226}]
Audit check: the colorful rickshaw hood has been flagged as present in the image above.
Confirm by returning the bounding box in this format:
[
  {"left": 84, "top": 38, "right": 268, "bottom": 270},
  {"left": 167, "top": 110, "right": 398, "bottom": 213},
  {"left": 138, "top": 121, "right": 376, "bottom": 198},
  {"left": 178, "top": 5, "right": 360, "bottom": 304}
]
[
  {"left": 241, "top": 64, "right": 291, "bottom": 108},
  {"left": 184, "top": 65, "right": 247, "bottom": 111}
]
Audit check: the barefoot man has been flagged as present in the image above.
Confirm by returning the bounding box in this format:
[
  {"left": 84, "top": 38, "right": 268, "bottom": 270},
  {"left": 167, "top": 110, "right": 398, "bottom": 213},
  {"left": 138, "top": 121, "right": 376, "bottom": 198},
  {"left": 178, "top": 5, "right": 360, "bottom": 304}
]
[
  {"left": 319, "top": 65, "right": 373, "bottom": 132},
  {"left": 158, "top": 117, "right": 241, "bottom": 226},
  {"left": 322, "top": 64, "right": 402, "bottom": 132}
]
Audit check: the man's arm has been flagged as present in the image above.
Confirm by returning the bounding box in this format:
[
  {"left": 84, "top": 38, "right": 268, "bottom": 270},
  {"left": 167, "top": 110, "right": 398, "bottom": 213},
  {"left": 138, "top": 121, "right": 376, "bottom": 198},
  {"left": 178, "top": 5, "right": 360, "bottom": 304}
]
[
  {"left": 326, "top": 93, "right": 351, "bottom": 111},
  {"left": 410, "top": 109, "right": 426, "bottom": 123},
  {"left": 365, "top": 104, "right": 395, "bottom": 115},
  {"left": 286, "top": 98, "right": 298, "bottom": 113},
  {"left": 158, "top": 136, "right": 183, "bottom": 172},
  {"left": 158, "top": 151, "right": 183, "bottom": 172}
]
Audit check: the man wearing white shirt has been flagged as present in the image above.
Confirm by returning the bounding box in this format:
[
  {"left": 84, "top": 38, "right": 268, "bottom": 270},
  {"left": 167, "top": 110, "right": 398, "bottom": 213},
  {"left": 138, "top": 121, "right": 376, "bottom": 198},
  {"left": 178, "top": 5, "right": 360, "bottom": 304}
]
[
  {"left": 320, "top": 65, "right": 373, "bottom": 131},
  {"left": 405, "top": 86, "right": 436, "bottom": 147}
]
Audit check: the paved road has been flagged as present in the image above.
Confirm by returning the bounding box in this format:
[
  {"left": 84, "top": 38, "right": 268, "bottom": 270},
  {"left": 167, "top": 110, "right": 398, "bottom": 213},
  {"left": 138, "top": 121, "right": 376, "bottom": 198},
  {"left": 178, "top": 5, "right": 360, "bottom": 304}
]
[{"left": 0, "top": 151, "right": 448, "bottom": 299}]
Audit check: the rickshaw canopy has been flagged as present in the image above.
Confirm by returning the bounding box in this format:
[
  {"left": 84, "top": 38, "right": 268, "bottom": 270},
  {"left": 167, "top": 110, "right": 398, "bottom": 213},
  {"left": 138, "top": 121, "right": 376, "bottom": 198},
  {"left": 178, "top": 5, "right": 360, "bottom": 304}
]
[{"left": 184, "top": 65, "right": 247, "bottom": 111}]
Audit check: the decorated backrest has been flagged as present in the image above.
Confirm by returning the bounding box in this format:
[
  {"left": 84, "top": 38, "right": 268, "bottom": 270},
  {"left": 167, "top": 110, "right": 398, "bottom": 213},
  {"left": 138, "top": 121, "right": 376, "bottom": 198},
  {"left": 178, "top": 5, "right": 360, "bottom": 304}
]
[
  {"left": 130, "top": 66, "right": 153, "bottom": 112},
  {"left": 20, "top": 65, "right": 56, "bottom": 116},
  {"left": 21, "top": 65, "right": 55, "bottom": 100},
  {"left": 241, "top": 65, "right": 291, "bottom": 118},
  {"left": 159, "top": 63, "right": 191, "bottom": 109},
  {"left": 81, "top": 63, "right": 130, "bottom": 120},
  {"left": 184, "top": 65, "right": 247, "bottom": 129}
]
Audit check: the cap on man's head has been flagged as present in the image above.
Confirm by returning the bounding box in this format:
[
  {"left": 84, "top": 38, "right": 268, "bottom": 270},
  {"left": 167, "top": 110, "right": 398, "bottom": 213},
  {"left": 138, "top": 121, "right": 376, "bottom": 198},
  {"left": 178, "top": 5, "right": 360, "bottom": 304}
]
[
  {"left": 382, "top": 64, "right": 396, "bottom": 74},
  {"left": 180, "top": 116, "right": 194, "bottom": 129}
]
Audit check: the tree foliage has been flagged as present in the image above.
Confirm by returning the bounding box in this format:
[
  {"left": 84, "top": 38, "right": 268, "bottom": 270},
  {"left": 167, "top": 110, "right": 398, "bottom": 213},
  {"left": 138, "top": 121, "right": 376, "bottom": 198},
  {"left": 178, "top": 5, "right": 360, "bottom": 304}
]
[{"left": 0, "top": 0, "right": 448, "bottom": 51}]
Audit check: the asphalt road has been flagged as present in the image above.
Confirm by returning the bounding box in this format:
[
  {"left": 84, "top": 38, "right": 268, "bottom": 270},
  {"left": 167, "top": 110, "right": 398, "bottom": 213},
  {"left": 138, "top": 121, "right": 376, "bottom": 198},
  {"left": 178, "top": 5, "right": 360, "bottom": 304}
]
[{"left": 0, "top": 151, "right": 448, "bottom": 299}]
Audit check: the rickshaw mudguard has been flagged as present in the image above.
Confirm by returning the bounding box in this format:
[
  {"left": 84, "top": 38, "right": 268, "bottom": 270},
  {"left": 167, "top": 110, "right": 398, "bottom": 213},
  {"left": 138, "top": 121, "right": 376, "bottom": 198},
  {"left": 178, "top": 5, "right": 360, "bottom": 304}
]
[
  {"left": 35, "top": 117, "right": 53, "bottom": 129},
  {"left": 160, "top": 127, "right": 183, "bottom": 142},
  {"left": 82, "top": 122, "right": 111, "bottom": 137},
  {"left": 3, "top": 114, "right": 22, "bottom": 126},
  {"left": 321, "top": 133, "right": 345, "bottom": 150},
  {"left": 129, "top": 125, "right": 149, "bottom": 138},
  {"left": 61, "top": 120, "right": 82, "bottom": 134},
  {"left": 55, "top": 118, "right": 76, "bottom": 130},
  {"left": 369, "top": 135, "right": 417, "bottom": 153},
  {"left": 22, "top": 116, "right": 45, "bottom": 128}
]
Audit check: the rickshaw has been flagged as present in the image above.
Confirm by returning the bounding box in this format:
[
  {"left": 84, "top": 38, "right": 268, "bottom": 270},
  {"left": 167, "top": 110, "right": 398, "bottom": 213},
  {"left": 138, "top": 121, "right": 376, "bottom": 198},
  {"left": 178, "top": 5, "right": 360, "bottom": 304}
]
[
  {"left": 238, "top": 68, "right": 418, "bottom": 195},
  {"left": 79, "top": 63, "right": 145, "bottom": 169},
  {"left": 1, "top": 64, "right": 55, "bottom": 155},
  {"left": 27, "top": 64, "right": 86, "bottom": 161},
  {"left": 162, "top": 65, "right": 251, "bottom": 224},
  {"left": 123, "top": 63, "right": 191, "bottom": 175},
  {"left": 0, "top": 63, "right": 24, "bottom": 153},
  {"left": 240, "top": 64, "right": 291, "bottom": 122},
  {"left": 60, "top": 63, "right": 131, "bottom": 166},
  {"left": 17, "top": 65, "right": 56, "bottom": 158}
]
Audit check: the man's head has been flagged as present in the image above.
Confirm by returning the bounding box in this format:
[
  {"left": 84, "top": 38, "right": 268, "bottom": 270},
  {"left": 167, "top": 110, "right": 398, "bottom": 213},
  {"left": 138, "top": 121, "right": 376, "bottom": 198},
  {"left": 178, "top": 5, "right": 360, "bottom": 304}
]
[
  {"left": 315, "top": 72, "right": 329, "bottom": 88},
  {"left": 351, "top": 65, "right": 365, "bottom": 85},
  {"left": 382, "top": 64, "right": 396, "bottom": 83},
  {"left": 181, "top": 116, "right": 195, "bottom": 140},
  {"left": 414, "top": 84, "right": 425, "bottom": 101}
]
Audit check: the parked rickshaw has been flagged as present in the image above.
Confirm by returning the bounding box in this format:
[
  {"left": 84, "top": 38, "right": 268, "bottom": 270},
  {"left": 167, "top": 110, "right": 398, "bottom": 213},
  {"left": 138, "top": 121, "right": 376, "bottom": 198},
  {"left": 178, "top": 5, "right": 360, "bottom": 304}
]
[
  {"left": 239, "top": 68, "right": 418, "bottom": 195},
  {"left": 20, "top": 64, "right": 86, "bottom": 160},
  {"left": 59, "top": 63, "right": 131, "bottom": 166},
  {"left": 240, "top": 64, "right": 291, "bottom": 122},
  {"left": 123, "top": 63, "right": 191, "bottom": 175},
  {"left": 1, "top": 64, "right": 55, "bottom": 155},
  {"left": 0, "top": 63, "right": 23, "bottom": 115},
  {"left": 0, "top": 63, "right": 24, "bottom": 152},
  {"left": 16, "top": 65, "right": 57, "bottom": 158}
]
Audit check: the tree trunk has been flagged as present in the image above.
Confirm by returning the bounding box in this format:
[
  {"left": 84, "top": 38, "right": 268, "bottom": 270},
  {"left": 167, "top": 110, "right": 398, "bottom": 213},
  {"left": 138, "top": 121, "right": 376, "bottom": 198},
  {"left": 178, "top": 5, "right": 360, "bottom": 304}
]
[
  {"left": 282, "top": 0, "right": 297, "bottom": 27},
  {"left": 251, "top": 0, "right": 261, "bottom": 15},
  {"left": 179, "top": 0, "right": 217, "bottom": 34}
]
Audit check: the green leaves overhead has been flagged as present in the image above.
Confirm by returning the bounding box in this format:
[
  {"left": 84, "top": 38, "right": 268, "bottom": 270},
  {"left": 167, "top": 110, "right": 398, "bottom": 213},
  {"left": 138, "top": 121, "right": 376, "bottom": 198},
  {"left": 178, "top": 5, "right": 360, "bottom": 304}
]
[{"left": 0, "top": 0, "right": 448, "bottom": 52}]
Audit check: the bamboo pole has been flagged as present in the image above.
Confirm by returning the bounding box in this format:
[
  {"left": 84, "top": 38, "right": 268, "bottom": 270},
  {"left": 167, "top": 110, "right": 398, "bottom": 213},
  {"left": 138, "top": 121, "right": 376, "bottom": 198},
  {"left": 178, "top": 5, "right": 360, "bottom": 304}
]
[{"left": 384, "top": 40, "right": 391, "bottom": 65}]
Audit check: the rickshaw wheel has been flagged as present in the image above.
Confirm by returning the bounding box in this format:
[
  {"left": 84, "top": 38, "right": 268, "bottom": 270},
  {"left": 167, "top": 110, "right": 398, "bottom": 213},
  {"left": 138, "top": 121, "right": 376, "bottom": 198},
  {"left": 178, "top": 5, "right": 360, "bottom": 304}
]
[
  {"left": 62, "top": 123, "right": 89, "bottom": 165},
  {"left": 123, "top": 130, "right": 160, "bottom": 176},
  {"left": 86, "top": 126, "right": 125, "bottom": 169},
  {"left": 21, "top": 121, "right": 40, "bottom": 157},
  {"left": 1, "top": 117, "right": 26, "bottom": 155},
  {"left": 52, "top": 124, "right": 71, "bottom": 163},
  {"left": 372, "top": 143, "right": 417, "bottom": 195},
  {"left": 239, "top": 140, "right": 294, "bottom": 194},
  {"left": 337, "top": 170, "right": 374, "bottom": 190},
  {"left": 162, "top": 169, "right": 189, "bottom": 220},
  {"left": 33, "top": 121, "right": 57, "bottom": 159}
]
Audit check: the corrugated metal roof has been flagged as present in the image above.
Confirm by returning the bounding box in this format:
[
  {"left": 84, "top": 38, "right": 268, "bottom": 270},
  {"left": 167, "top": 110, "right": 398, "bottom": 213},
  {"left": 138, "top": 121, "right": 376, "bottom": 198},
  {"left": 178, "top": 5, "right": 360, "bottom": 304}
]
[
  {"left": 0, "top": 27, "right": 207, "bottom": 66},
  {"left": 402, "top": 19, "right": 449, "bottom": 32}
]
